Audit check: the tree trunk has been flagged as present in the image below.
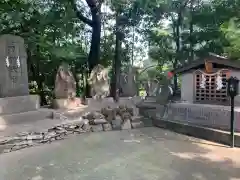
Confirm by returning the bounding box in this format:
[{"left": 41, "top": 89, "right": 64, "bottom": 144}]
[
  {"left": 36, "top": 45, "right": 47, "bottom": 106},
  {"left": 88, "top": 7, "right": 101, "bottom": 70},
  {"left": 173, "top": 12, "right": 181, "bottom": 91},
  {"left": 131, "top": 26, "right": 135, "bottom": 66},
  {"left": 189, "top": 0, "right": 194, "bottom": 62},
  {"left": 111, "top": 15, "right": 122, "bottom": 102},
  {"left": 70, "top": 0, "right": 102, "bottom": 97},
  {"left": 173, "top": 0, "right": 190, "bottom": 91}
]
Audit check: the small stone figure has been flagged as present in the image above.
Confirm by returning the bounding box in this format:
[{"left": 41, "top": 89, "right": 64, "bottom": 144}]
[
  {"left": 53, "top": 63, "right": 83, "bottom": 109},
  {"left": 88, "top": 64, "right": 110, "bottom": 100},
  {"left": 54, "top": 62, "right": 76, "bottom": 99}
]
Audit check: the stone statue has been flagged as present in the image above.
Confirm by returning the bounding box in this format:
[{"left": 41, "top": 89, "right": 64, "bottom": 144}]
[
  {"left": 53, "top": 63, "right": 85, "bottom": 109},
  {"left": 119, "top": 67, "right": 138, "bottom": 97},
  {"left": 54, "top": 63, "right": 76, "bottom": 99},
  {"left": 88, "top": 64, "right": 110, "bottom": 100}
]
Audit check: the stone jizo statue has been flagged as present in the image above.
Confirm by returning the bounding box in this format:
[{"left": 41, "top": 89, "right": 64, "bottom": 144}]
[{"left": 88, "top": 64, "right": 110, "bottom": 100}]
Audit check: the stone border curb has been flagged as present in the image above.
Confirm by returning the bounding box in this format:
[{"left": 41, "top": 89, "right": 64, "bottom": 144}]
[{"left": 153, "top": 119, "right": 240, "bottom": 147}]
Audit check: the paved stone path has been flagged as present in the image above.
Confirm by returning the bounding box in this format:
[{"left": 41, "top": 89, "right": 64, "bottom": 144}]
[{"left": 1, "top": 127, "right": 240, "bottom": 180}]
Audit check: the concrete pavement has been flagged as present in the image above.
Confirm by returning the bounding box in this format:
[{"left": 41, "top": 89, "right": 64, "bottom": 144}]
[{"left": 1, "top": 127, "right": 240, "bottom": 180}]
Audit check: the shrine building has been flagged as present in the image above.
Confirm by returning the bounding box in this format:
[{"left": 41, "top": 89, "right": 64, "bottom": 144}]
[{"left": 172, "top": 53, "right": 240, "bottom": 106}]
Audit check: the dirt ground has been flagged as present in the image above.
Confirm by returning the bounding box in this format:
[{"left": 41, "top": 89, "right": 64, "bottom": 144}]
[{"left": 1, "top": 127, "right": 240, "bottom": 180}]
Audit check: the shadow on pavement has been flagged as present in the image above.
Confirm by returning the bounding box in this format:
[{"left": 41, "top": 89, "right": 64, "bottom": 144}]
[{"left": 136, "top": 127, "right": 240, "bottom": 180}]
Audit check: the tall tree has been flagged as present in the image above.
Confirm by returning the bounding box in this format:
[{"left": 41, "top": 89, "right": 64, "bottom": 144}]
[{"left": 70, "top": 0, "right": 103, "bottom": 70}]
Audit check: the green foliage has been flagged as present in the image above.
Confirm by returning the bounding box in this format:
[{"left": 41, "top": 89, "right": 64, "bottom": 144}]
[
  {"left": 221, "top": 18, "right": 240, "bottom": 59},
  {"left": 1, "top": 0, "right": 240, "bottom": 103}
]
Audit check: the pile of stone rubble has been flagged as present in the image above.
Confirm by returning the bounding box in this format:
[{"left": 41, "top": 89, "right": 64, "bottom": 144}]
[{"left": 0, "top": 105, "right": 144, "bottom": 153}]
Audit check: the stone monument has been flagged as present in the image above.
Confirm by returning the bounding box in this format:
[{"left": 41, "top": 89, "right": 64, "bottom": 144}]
[
  {"left": 0, "top": 34, "right": 52, "bottom": 127},
  {"left": 119, "top": 67, "right": 138, "bottom": 97},
  {"left": 88, "top": 64, "right": 110, "bottom": 100},
  {"left": 54, "top": 62, "right": 76, "bottom": 99},
  {"left": 0, "top": 34, "right": 29, "bottom": 97},
  {"left": 53, "top": 62, "right": 83, "bottom": 109}
]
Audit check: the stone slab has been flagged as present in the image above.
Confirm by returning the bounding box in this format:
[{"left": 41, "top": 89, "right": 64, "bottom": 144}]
[
  {"left": 93, "top": 119, "right": 108, "bottom": 125},
  {"left": 0, "top": 108, "right": 53, "bottom": 126},
  {"left": 131, "top": 121, "right": 144, "bottom": 129},
  {"left": 102, "top": 123, "right": 112, "bottom": 131},
  {"left": 131, "top": 116, "right": 143, "bottom": 122},
  {"left": 164, "top": 103, "right": 240, "bottom": 132},
  {"left": 138, "top": 102, "right": 240, "bottom": 132},
  {"left": 0, "top": 118, "right": 64, "bottom": 138},
  {"left": 91, "top": 124, "right": 103, "bottom": 132},
  {"left": 0, "top": 95, "right": 40, "bottom": 115},
  {"left": 153, "top": 118, "right": 240, "bottom": 148},
  {"left": 52, "top": 98, "right": 83, "bottom": 110},
  {"left": 86, "top": 97, "right": 115, "bottom": 107}
]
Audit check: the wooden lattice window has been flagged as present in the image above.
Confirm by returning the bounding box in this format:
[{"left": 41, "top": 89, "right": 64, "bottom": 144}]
[{"left": 195, "top": 69, "right": 229, "bottom": 104}]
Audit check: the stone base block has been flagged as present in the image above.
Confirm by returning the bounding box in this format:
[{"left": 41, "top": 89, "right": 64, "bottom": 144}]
[
  {"left": 111, "top": 117, "right": 122, "bottom": 130},
  {"left": 0, "top": 95, "right": 40, "bottom": 115},
  {"left": 0, "top": 108, "right": 53, "bottom": 126},
  {"left": 102, "top": 123, "right": 112, "bottom": 131},
  {"left": 52, "top": 98, "right": 83, "bottom": 109},
  {"left": 86, "top": 97, "right": 114, "bottom": 105},
  {"left": 91, "top": 124, "right": 103, "bottom": 132},
  {"left": 153, "top": 119, "right": 240, "bottom": 147},
  {"left": 93, "top": 119, "right": 108, "bottom": 125},
  {"left": 131, "top": 116, "right": 143, "bottom": 122},
  {"left": 121, "top": 119, "right": 132, "bottom": 130},
  {"left": 131, "top": 121, "right": 144, "bottom": 129}
]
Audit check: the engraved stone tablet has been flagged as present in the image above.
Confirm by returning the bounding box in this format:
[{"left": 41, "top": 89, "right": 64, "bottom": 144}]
[{"left": 0, "top": 35, "right": 29, "bottom": 97}]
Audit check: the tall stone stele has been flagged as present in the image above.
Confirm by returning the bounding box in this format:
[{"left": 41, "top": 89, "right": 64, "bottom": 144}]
[
  {"left": 0, "top": 34, "right": 40, "bottom": 115},
  {"left": 0, "top": 34, "right": 29, "bottom": 97}
]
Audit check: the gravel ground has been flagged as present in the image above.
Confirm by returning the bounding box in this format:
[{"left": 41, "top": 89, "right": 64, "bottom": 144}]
[{"left": 0, "top": 127, "right": 240, "bottom": 180}]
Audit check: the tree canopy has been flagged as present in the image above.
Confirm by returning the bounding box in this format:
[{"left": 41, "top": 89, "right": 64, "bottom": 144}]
[{"left": 1, "top": 0, "right": 240, "bottom": 103}]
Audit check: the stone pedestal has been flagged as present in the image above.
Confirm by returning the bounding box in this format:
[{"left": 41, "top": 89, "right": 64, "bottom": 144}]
[
  {"left": 0, "top": 35, "right": 53, "bottom": 127},
  {"left": 0, "top": 95, "right": 40, "bottom": 114},
  {"left": 52, "top": 98, "right": 83, "bottom": 109},
  {"left": 103, "top": 123, "right": 112, "bottom": 131},
  {"left": 91, "top": 124, "right": 103, "bottom": 132},
  {"left": 86, "top": 97, "right": 114, "bottom": 106},
  {"left": 121, "top": 119, "right": 131, "bottom": 130},
  {"left": 0, "top": 95, "right": 53, "bottom": 126}
]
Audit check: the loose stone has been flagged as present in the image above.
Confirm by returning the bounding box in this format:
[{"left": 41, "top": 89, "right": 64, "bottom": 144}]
[
  {"left": 121, "top": 119, "right": 132, "bottom": 130},
  {"left": 102, "top": 123, "right": 112, "bottom": 131},
  {"left": 91, "top": 124, "right": 103, "bottom": 132}
]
